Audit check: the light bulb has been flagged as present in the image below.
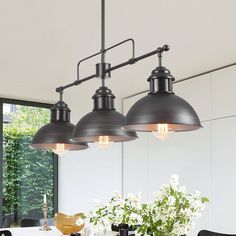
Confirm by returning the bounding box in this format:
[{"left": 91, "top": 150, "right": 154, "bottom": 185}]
[
  {"left": 52, "top": 143, "right": 68, "bottom": 156},
  {"left": 96, "top": 136, "right": 113, "bottom": 149},
  {"left": 152, "top": 124, "right": 174, "bottom": 141}
]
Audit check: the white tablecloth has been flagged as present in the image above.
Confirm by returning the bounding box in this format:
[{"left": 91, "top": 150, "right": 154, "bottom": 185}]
[{"left": 1, "top": 226, "right": 62, "bottom": 236}]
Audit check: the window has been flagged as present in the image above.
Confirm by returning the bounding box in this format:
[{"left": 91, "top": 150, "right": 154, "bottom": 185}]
[{"left": 0, "top": 98, "right": 58, "bottom": 226}]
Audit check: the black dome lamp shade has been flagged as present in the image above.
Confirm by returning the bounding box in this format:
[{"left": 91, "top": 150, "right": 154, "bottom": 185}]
[
  {"left": 71, "top": 85, "right": 137, "bottom": 149},
  {"left": 123, "top": 45, "right": 202, "bottom": 140},
  {"left": 31, "top": 92, "right": 88, "bottom": 155}
]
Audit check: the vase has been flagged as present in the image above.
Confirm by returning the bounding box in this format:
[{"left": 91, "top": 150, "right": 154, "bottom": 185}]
[
  {"left": 119, "top": 228, "right": 129, "bottom": 236},
  {"left": 111, "top": 223, "right": 137, "bottom": 236},
  {"left": 111, "top": 223, "right": 130, "bottom": 232},
  {"left": 54, "top": 212, "right": 85, "bottom": 235}
]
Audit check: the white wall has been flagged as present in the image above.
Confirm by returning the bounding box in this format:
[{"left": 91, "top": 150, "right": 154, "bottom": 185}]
[
  {"left": 58, "top": 143, "right": 122, "bottom": 214},
  {"left": 123, "top": 65, "right": 236, "bottom": 235}
]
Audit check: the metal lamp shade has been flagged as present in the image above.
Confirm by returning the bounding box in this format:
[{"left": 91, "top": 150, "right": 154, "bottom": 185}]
[
  {"left": 123, "top": 93, "right": 202, "bottom": 132},
  {"left": 31, "top": 121, "right": 88, "bottom": 151},
  {"left": 31, "top": 100, "right": 88, "bottom": 151},
  {"left": 72, "top": 109, "right": 138, "bottom": 142},
  {"left": 30, "top": 97, "right": 88, "bottom": 153},
  {"left": 31, "top": 121, "right": 88, "bottom": 150}
]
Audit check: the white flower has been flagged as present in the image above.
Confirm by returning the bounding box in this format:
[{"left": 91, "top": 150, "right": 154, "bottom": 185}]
[
  {"left": 167, "top": 196, "right": 176, "bottom": 206},
  {"left": 127, "top": 193, "right": 135, "bottom": 200},
  {"left": 179, "top": 185, "right": 186, "bottom": 193},
  {"left": 93, "top": 198, "right": 102, "bottom": 208},
  {"left": 194, "top": 190, "right": 201, "bottom": 198},
  {"left": 130, "top": 212, "right": 142, "bottom": 224},
  {"left": 170, "top": 174, "right": 179, "bottom": 187}
]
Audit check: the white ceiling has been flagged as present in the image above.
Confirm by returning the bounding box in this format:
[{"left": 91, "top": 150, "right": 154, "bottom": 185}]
[{"left": 0, "top": 0, "right": 236, "bottom": 103}]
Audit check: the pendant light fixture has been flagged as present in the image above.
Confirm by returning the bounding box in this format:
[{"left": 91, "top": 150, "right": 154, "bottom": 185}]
[
  {"left": 32, "top": 0, "right": 202, "bottom": 151},
  {"left": 31, "top": 91, "right": 88, "bottom": 155},
  {"left": 123, "top": 45, "right": 202, "bottom": 140}
]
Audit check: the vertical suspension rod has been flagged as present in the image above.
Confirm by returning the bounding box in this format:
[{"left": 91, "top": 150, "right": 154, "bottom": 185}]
[
  {"left": 59, "top": 90, "right": 63, "bottom": 102},
  {"left": 158, "top": 51, "right": 162, "bottom": 67},
  {"left": 101, "top": 0, "right": 106, "bottom": 85}
]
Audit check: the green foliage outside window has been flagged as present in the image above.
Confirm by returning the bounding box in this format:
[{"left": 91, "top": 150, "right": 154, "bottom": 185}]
[{"left": 3, "top": 105, "right": 55, "bottom": 221}]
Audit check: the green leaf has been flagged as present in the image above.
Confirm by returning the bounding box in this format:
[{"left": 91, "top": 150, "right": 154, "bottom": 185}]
[{"left": 201, "top": 197, "right": 209, "bottom": 203}]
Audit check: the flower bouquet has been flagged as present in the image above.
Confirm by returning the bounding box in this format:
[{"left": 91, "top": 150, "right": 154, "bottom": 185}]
[
  {"left": 88, "top": 175, "right": 209, "bottom": 236},
  {"left": 89, "top": 192, "right": 142, "bottom": 234},
  {"left": 137, "top": 175, "right": 209, "bottom": 236}
]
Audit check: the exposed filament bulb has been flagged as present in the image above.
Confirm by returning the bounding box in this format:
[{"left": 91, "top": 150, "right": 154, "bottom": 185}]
[
  {"left": 52, "top": 143, "right": 68, "bottom": 156},
  {"left": 96, "top": 136, "right": 113, "bottom": 149},
  {"left": 152, "top": 124, "right": 174, "bottom": 141}
]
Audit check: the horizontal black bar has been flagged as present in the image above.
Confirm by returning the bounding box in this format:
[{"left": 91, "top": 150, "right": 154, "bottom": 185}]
[
  {"left": 133, "top": 49, "right": 159, "bottom": 62},
  {"left": 56, "top": 73, "right": 98, "bottom": 92},
  {"left": 78, "top": 73, "right": 98, "bottom": 83},
  {"left": 56, "top": 48, "right": 160, "bottom": 92},
  {"left": 0, "top": 97, "right": 53, "bottom": 109}
]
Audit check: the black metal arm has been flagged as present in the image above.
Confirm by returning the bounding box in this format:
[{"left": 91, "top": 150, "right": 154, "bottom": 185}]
[
  {"left": 76, "top": 38, "right": 135, "bottom": 81},
  {"left": 56, "top": 45, "right": 170, "bottom": 93}
]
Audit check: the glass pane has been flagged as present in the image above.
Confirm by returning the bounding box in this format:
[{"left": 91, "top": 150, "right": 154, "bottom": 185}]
[{"left": 2, "top": 104, "right": 56, "bottom": 226}]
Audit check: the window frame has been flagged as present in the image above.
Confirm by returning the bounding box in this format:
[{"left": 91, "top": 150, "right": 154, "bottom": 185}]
[{"left": 0, "top": 97, "right": 58, "bottom": 226}]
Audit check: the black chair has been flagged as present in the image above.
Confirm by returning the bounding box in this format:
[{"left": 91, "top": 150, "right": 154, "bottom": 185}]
[
  {"left": 0, "top": 230, "right": 12, "bottom": 236},
  {"left": 2, "top": 213, "right": 14, "bottom": 228},
  {"left": 198, "top": 230, "right": 236, "bottom": 236},
  {"left": 20, "top": 218, "right": 40, "bottom": 227}
]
